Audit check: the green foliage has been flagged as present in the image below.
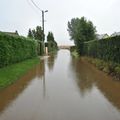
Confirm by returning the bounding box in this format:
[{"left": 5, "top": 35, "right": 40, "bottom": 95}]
[
  {"left": 47, "top": 32, "right": 58, "bottom": 53},
  {"left": 47, "top": 41, "right": 58, "bottom": 53},
  {"left": 115, "top": 66, "right": 120, "bottom": 75},
  {"left": 45, "top": 42, "right": 48, "bottom": 47},
  {"left": 47, "top": 32, "right": 54, "bottom": 42},
  {"left": 67, "top": 17, "right": 96, "bottom": 44},
  {"left": 83, "top": 57, "right": 120, "bottom": 79},
  {"left": 32, "top": 29, "right": 36, "bottom": 38},
  {"left": 68, "top": 17, "right": 96, "bottom": 53},
  {"left": 36, "top": 41, "right": 44, "bottom": 56},
  {"left": 35, "top": 26, "right": 44, "bottom": 41},
  {"left": 70, "top": 46, "right": 79, "bottom": 57},
  {"left": 28, "top": 26, "right": 44, "bottom": 42},
  {"left": 27, "top": 26, "right": 45, "bottom": 55},
  {"left": 81, "top": 36, "right": 120, "bottom": 64},
  {"left": 0, "top": 32, "right": 37, "bottom": 68},
  {"left": 70, "top": 46, "right": 76, "bottom": 52},
  {"left": 27, "top": 29, "right": 33, "bottom": 39}
]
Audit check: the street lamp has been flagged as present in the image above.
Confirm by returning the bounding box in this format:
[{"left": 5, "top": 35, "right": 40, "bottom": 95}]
[
  {"left": 30, "top": 0, "right": 48, "bottom": 54},
  {"left": 42, "top": 10, "right": 48, "bottom": 42},
  {"left": 30, "top": 0, "right": 48, "bottom": 41}
]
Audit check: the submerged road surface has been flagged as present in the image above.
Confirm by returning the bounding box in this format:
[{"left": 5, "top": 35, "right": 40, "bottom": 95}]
[{"left": 0, "top": 50, "right": 120, "bottom": 120}]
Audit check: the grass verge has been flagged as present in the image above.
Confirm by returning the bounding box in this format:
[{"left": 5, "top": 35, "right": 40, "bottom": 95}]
[
  {"left": 82, "top": 57, "right": 120, "bottom": 80},
  {"left": 0, "top": 58, "right": 40, "bottom": 90}
]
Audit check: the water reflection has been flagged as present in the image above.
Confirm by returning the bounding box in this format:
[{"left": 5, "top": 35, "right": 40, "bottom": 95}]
[
  {"left": 43, "top": 53, "right": 58, "bottom": 98},
  {"left": 37, "top": 60, "right": 46, "bottom": 98},
  {"left": 70, "top": 57, "right": 120, "bottom": 110},
  {"left": 36, "top": 60, "right": 45, "bottom": 79},
  {"left": 0, "top": 50, "right": 120, "bottom": 120},
  {"left": 0, "top": 52, "right": 58, "bottom": 114},
  {"left": 0, "top": 60, "right": 45, "bottom": 114},
  {"left": 47, "top": 52, "right": 58, "bottom": 72}
]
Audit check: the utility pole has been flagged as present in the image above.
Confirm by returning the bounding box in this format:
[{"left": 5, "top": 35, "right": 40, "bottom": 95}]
[
  {"left": 42, "top": 10, "right": 48, "bottom": 42},
  {"left": 42, "top": 11, "right": 44, "bottom": 42},
  {"left": 30, "top": 0, "right": 48, "bottom": 41}
]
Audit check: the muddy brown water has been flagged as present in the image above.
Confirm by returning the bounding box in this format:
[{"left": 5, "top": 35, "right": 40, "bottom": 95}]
[{"left": 0, "top": 50, "right": 120, "bottom": 120}]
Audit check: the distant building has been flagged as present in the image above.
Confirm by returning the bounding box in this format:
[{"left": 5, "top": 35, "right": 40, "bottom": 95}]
[
  {"left": 59, "top": 45, "right": 71, "bottom": 49},
  {"left": 96, "top": 34, "right": 109, "bottom": 40},
  {"left": 111, "top": 32, "right": 120, "bottom": 37},
  {"left": 1, "top": 30, "right": 19, "bottom": 36}
]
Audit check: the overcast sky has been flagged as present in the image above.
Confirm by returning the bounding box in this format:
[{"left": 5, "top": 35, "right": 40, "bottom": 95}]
[{"left": 0, "top": 0, "right": 120, "bottom": 45}]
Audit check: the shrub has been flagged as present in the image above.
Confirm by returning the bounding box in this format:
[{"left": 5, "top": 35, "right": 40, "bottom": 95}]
[
  {"left": 115, "top": 66, "right": 120, "bottom": 75},
  {"left": 0, "top": 32, "right": 37, "bottom": 68},
  {"left": 70, "top": 46, "right": 76, "bottom": 52},
  {"left": 47, "top": 41, "right": 58, "bottom": 53}
]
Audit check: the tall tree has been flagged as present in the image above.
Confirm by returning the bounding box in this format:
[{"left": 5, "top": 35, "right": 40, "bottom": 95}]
[
  {"left": 27, "top": 26, "right": 44, "bottom": 42},
  {"left": 32, "top": 29, "right": 36, "bottom": 39},
  {"left": 35, "top": 26, "right": 44, "bottom": 41},
  {"left": 27, "top": 29, "right": 33, "bottom": 38},
  {"left": 47, "top": 32, "right": 58, "bottom": 52},
  {"left": 47, "top": 32, "right": 55, "bottom": 42},
  {"left": 67, "top": 17, "right": 96, "bottom": 44}
]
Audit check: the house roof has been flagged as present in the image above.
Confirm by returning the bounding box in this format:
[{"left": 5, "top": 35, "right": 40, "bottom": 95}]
[{"left": 0, "top": 31, "right": 19, "bottom": 36}]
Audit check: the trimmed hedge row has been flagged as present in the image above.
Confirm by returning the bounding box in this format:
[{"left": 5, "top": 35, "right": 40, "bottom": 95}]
[
  {"left": 0, "top": 32, "right": 37, "bottom": 68},
  {"left": 80, "top": 36, "right": 120, "bottom": 64}
]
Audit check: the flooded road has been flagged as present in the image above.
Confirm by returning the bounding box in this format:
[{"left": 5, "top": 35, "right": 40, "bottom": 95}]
[{"left": 0, "top": 50, "right": 120, "bottom": 120}]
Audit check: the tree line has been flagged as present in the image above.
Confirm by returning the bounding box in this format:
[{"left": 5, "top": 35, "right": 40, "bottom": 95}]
[
  {"left": 28, "top": 26, "right": 56, "bottom": 43},
  {"left": 27, "top": 26, "right": 58, "bottom": 54}
]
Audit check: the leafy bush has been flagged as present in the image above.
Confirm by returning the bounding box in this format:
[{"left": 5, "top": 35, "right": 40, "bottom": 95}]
[
  {"left": 0, "top": 32, "right": 37, "bottom": 68},
  {"left": 115, "top": 66, "right": 120, "bottom": 75},
  {"left": 47, "top": 41, "right": 58, "bottom": 53},
  {"left": 80, "top": 36, "right": 120, "bottom": 64},
  {"left": 70, "top": 46, "right": 76, "bottom": 52}
]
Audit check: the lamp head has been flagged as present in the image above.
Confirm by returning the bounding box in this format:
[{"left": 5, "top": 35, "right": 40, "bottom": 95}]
[{"left": 45, "top": 10, "right": 48, "bottom": 12}]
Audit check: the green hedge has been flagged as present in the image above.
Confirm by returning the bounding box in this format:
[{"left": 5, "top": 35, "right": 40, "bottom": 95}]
[
  {"left": 0, "top": 32, "right": 37, "bottom": 68},
  {"left": 81, "top": 36, "right": 120, "bottom": 64},
  {"left": 36, "top": 41, "right": 44, "bottom": 55}
]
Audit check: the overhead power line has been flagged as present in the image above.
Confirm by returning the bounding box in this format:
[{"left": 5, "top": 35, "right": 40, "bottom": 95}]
[
  {"left": 30, "top": 0, "right": 42, "bottom": 12},
  {"left": 26, "top": 0, "right": 40, "bottom": 15},
  {"left": 26, "top": 0, "right": 48, "bottom": 42}
]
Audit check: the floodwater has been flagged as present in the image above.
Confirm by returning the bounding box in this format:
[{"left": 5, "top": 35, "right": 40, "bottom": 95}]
[{"left": 0, "top": 50, "right": 120, "bottom": 120}]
